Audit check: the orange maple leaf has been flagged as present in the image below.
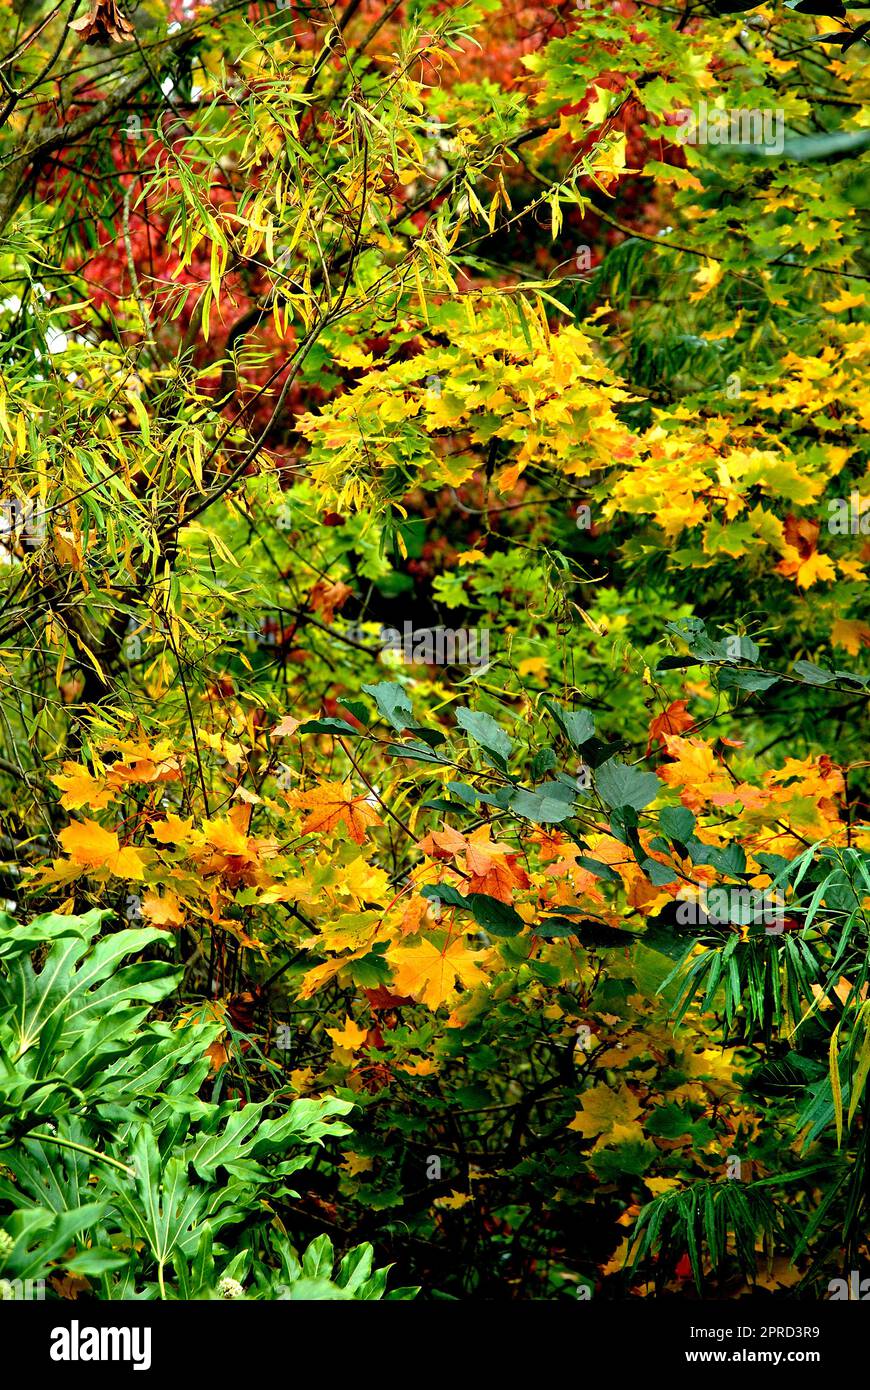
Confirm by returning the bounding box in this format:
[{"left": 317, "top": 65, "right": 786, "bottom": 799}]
[
  {"left": 464, "top": 824, "right": 530, "bottom": 902},
  {"left": 774, "top": 515, "right": 836, "bottom": 588},
  {"left": 656, "top": 735, "right": 731, "bottom": 812},
  {"left": 417, "top": 826, "right": 467, "bottom": 859},
  {"left": 270, "top": 715, "right": 301, "bottom": 740},
  {"left": 295, "top": 781, "right": 382, "bottom": 845},
  {"left": 419, "top": 823, "right": 529, "bottom": 902},
  {"left": 646, "top": 699, "right": 694, "bottom": 755},
  {"left": 105, "top": 736, "right": 183, "bottom": 788},
  {"left": 386, "top": 936, "right": 487, "bottom": 1010},
  {"left": 309, "top": 579, "right": 353, "bottom": 624}
]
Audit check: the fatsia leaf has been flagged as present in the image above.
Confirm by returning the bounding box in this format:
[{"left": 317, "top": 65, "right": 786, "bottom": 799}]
[
  {"left": 186, "top": 1096, "right": 354, "bottom": 1180},
  {"left": 0, "top": 908, "right": 109, "bottom": 961},
  {"left": 107, "top": 1125, "right": 208, "bottom": 1271},
  {"left": 4, "top": 926, "right": 174, "bottom": 1058},
  {"left": 2, "top": 1201, "right": 111, "bottom": 1282}
]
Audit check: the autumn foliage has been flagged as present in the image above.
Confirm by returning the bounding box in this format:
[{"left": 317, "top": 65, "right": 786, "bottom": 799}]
[{"left": 0, "top": 0, "right": 868, "bottom": 1305}]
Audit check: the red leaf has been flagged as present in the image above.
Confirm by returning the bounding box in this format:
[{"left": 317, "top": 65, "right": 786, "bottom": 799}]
[
  {"left": 646, "top": 700, "right": 695, "bottom": 755},
  {"left": 364, "top": 984, "right": 415, "bottom": 1010}
]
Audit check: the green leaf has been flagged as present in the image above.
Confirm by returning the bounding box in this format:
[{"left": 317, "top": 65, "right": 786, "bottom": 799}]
[
  {"left": 446, "top": 781, "right": 478, "bottom": 805},
  {"left": 362, "top": 681, "right": 416, "bottom": 730},
  {"left": 420, "top": 884, "right": 524, "bottom": 936},
  {"left": 385, "top": 739, "right": 450, "bottom": 764},
  {"left": 718, "top": 667, "right": 779, "bottom": 693},
  {"left": 455, "top": 707, "right": 514, "bottom": 767},
  {"left": 595, "top": 758, "right": 659, "bottom": 811},
  {"left": 575, "top": 854, "right": 621, "bottom": 884},
  {"left": 466, "top": 893, "right": 524, "bottom": 938},
  {"left": 107, "top": 1126, "right": 207, "bottom": 1271},
  {"left": 421, "top": 883, "right": 466, "bottom": 909},
  {"left": 781, "top": 128, "right": 870, "bottom": 161},
  {"left": 641, "top": 857, "right": 678, "bottom": 887},
  {"left": 545, "top": 700, "right": 595, "bottom": 747},
  {"left": 302, "top": 1233, "right": 334, "bottom": 1280},
  {"left": 509, "top": 780, "right": 576, "bottom": 824},
  {"left": 0, "top": 908, "right": 110, "bottom": 961},
  {"left": 783, "top": 0, "right": 845, "bottom": 18},
  {"left": 792, "top": 660, "right": 836, "bottom": 685},
  {"left": 297, "top": 717, "right": 361, "bottom": 736},
  {"left": 688, "top": 841, "right": 746, "bottom": 876},
  {"left": 659, "top": 806, "right": 695, "bottom": 843},
  {"left": 530, "top": 747, "right": 557, "bottom": 780}
]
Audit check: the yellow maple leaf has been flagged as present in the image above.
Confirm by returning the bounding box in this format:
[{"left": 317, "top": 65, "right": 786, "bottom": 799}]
[
  {"left": 518, "top": 657, "right": 549, "bottom": 679},
  {"left": 644, "top": 1176, "right": 683, "bottom": 1196},
  {"left": 837, "top": 557, "right": 867, "bottom": 583},
  {"left": 387, "top": 936, "right": 486, "bottom": 1010},
  {"left": 584, "top": 84, "right": 617, "bottom": 127},
  {"left": 58, "top": 819, "right": 146, "bottom": 879},
  {"left": 142, "top": 890, "right": 185, "bottom": 927},
  {"left": 592, "top": 1119, "right": 646, "bottom": 1151},
  {"left": 51, "top": 762, "right": 115, "bottom": 812},
  {"left": 689, "top": 259, "right": 723, "bottom": 302},
  {"left": 821, "top": 290, "right": 865, "bottom": 313},
  {"left": 396, "top": 1057, "right": 437, "bottom": 1076},
  {"left": 202, "top": 815, "right": 251, "bottom": 857},
  {"left": 657, "top": 735, "right": 731, "bottom": 811},
  {"left": 435, "top": 1191, "right": 472, "bottom": 1210},
  {"left": 150, "top": 813, "right": 195, "bottom": 845},
  {"left": 326, "top": 1015, "right": 369, "bottom": 1051},
  {"left": 796, "top": 549, "right": 836, "bottom": 588},
  {"left": 831, "top": 617, "right": 870, "bottom": 656},
  {"left": 568, "top": 1083, "right": 642, "bottom": 1138},
  {"left": 341, "top": 1151, "right": 374, "bottom": 1175},
  {"left": 299, "top": 948, "right": 369, "bottom": 999}
]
